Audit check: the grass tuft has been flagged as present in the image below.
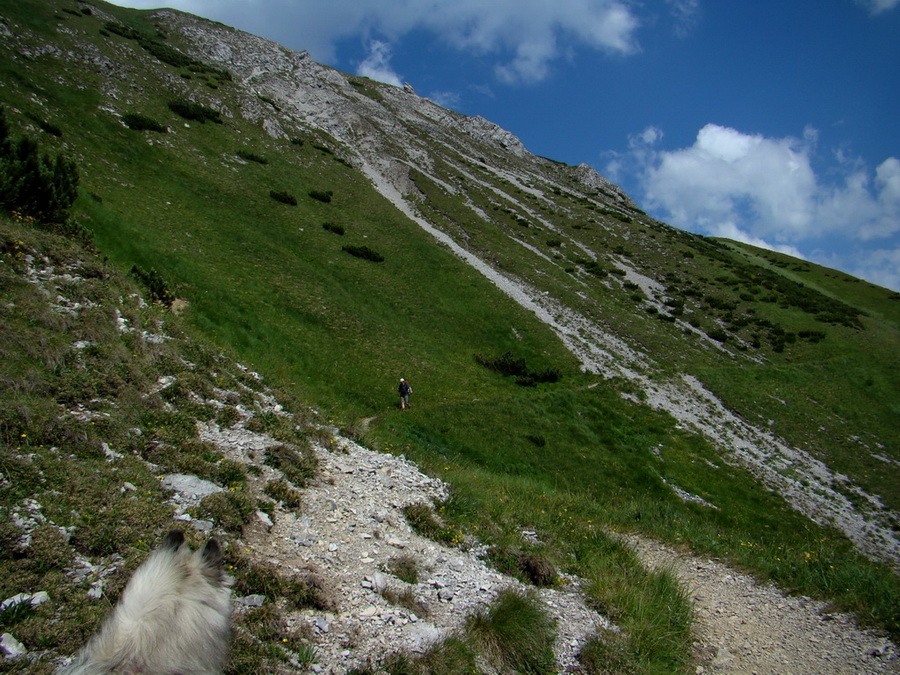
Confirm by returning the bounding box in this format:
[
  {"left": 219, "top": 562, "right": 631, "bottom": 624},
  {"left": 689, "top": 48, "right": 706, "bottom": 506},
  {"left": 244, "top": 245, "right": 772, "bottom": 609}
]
[{"left": 464, "top": 588, "right": 557, "bottom": 674}]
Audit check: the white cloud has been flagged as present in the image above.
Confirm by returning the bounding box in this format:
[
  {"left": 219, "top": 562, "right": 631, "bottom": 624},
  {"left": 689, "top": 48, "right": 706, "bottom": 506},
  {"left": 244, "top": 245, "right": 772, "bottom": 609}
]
[
  {"left": 850, "top": 247, "right": 900, "bottom": 291},
  {"left": 667, "top": 0, "right": 700, "bottom": 38},
  {"left": 637, "top": 125, "right": 663, "bottom": 145},
  {"left": 814, "top": 245, "right": 900, "bottom": 292},
  {"left": 857, "top": 0, "right": 900, "bottom": 15},
  {"left": 427, "top": 90, "right": 461, "bottom": 109},
  {"left": 638, "top": 124, "right": 818, "bottom": 241},
  {"left": 709, "top": 220, "right": 806, "bottom": 259},
  {"left": 108, "top": 0, "right": 639, "bottom": 83},
  {"left": 607, "top": 123, "right": 900, "bottom": 289},
  {"left": 357, "top": 40, "right": 403, "bottom": 87},
  {"left": 623, "top": 123, "right": 899, "bottom": 247}
]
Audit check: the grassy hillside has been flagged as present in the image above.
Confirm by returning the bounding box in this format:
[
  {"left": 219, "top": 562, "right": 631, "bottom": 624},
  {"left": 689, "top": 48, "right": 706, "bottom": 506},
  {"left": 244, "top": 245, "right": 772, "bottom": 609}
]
[{"left": 1, "top": 0, "right": 899, "bottom": 671}]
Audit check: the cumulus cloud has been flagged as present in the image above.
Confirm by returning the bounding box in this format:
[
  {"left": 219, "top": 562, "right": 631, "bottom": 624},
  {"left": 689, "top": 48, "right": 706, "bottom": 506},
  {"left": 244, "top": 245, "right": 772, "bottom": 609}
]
[
  {"left": 109, "top": 0, "right": 639, "bottom": 83},
  {"left": 636, "top": 124, "right": 817, "bottom": 242},
  {"left": 357, "top": 40, "right": 403, "bottom": 86},
  {"left": 619, "top": 123, "right": 900, "bottom": 247},
  {"left": 606, "top": 123, "right": 900, "bottom": 288}
]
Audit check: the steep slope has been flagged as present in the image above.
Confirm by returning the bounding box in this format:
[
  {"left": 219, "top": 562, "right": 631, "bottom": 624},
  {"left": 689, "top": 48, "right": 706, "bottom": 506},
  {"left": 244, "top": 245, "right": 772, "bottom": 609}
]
[
  {"left": 1, "top": 0, "right": 899, "bottom": 670},
  {"left": 157, "top": 3, "right": 900, "bottom": 568},
  {"left": 2, "top": 211, "right": 897, "bottom": 673}
]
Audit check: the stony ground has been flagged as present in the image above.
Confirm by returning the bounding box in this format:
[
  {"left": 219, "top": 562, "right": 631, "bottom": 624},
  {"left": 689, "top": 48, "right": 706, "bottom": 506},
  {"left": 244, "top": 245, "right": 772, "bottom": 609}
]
[
  {"left": 622, "top": 535, "right": 898, "bottom": 675},
  {"left": 165, "top": 416, "right": 899, "bottom": 674},
  {"left": 181, "top": 421, "right": 613, "bottom": 673}
]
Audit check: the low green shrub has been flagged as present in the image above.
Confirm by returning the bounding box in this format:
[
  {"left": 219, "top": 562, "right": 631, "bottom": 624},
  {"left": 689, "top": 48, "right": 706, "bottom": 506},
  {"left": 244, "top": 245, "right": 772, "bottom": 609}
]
[
  {"left": 578, "top": 630, "right": 634, "bottom": 674},
  {"left": 384, "top": 554, "right": 420, "bottom": 584},
  {"left": 706, "top": 328, "right": 728, "bottom": 343},
  {"left": 121, "top": 113, "right": 167, "bottom": 133},
  {"left": 24, "top": 111, "right": 62, "bottom": 137},
  {"left": 130, "top": 265, "right": 174, "bottom": 305},
  {"left": 486, "top": 545, "right": 557, "bottom": 587},
  {"left": 237, "top": 150, "right": 268, "bottom": 165},
  {"left": 263, "top": 479, "right": 303, "bottom": 510},
  {"left": 216, "top": 405, "right": 241, "bottom": 428},
  {"left": 218, "top": 458, "right": 247, "bottom": 487},
  {"left": 342, "top": 245, "right": 384, "bottom": 262},
  {"left": 474, "top": 351, "right": 560, "bottom": 385},
  {"left": 379, "top": 585, "right": 429, "bottom": 617},
  {"left": 581, "top": 260, "right": 609, "bottom": 278},
  {"left": 269, "top": 190, "right": 296, "bottom": 205},
  {"left": 229, "top": 553, "right": 335, "bottom": 611},
  {"left": 465, "top": 589, "right": 556, "bottom": 674},
  {"left": 355, "top": 637, "right": 475, "bottom": 675},
  {"left": 0, "top": 107, "right": 79, "bottom": 223},
  {"left": 308, "top": 189, "right": 333, "bottom": 203},
  {"left": 402, "top": 503, "right": 463, "bottom": 546},
  {"left": 167, "top": 99, "right": 222, "bottom": 124},
  {"left": 195, "top": 489, "right": 255, "bottom": 533},
  {"left": 257, "top": 94, "right": 280, "bottom": 110},
  {"left": 322, "top": 222, "right": 344, "bottom": 235},
  {"left": 264, "top": 443, "right": 318, "bottom": 487}
]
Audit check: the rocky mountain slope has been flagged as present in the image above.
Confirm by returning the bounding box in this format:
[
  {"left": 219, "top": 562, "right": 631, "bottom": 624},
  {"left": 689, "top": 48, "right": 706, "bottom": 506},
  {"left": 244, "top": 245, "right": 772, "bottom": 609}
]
[
  {"left": 1, "top": 218, "right": 895, "bottom": 672},
  {"left": 2, "top": 1, "right": 899, "bottom": 672},
  {"left": 150, "top": 4, "right": 898, "bottom": 568}
]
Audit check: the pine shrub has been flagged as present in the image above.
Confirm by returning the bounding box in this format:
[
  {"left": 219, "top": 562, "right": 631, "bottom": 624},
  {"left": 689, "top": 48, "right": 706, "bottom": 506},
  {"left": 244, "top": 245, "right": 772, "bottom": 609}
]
[
  {"left": 237, "top": 150, "right": 268, "bottom": 165},
  {"left": 342, "top": 245, "right": 384, "bottom": 262},
  {"left": 130, "top": 265, "right": 174, "bottom": 305},
  {"left": 308, "top": 189, "right": 333, "bottom": 203},
  {"left": 269, "top": 190, "right": 297, "bottom": 205},
  {"left": 0, "top": 108, "right": 78, "bottom": 223},
  {"left": 122, "top": 113, "right": 167, "bottom": 132},
  {"left": 167, "top": 99, "right": 223, "bottom": 124}
]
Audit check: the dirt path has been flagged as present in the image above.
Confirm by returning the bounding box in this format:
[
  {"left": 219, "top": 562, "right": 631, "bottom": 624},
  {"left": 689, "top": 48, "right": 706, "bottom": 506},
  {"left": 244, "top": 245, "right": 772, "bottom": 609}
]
[
  {"left": 186, "top": 412, "right": 899, "bottom": 674},
  {"left": 621, "top": 535, "right": 898, "bottom": 674}
]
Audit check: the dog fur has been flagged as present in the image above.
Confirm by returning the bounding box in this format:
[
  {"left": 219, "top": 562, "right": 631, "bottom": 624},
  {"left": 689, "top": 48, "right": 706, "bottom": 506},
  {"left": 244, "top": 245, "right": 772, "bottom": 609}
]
[{"left": 58, "top": 529, "right": 232, "bottom": 675}]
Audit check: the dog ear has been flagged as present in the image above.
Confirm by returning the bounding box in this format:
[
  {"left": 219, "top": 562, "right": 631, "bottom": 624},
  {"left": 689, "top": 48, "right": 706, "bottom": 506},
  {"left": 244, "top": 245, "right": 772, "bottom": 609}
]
[
  {"left": 199, "top": 538, "right": 224, "bottom": 582},
  {"left": 162, "top": 529, "right": 186, "bottom": 551}
]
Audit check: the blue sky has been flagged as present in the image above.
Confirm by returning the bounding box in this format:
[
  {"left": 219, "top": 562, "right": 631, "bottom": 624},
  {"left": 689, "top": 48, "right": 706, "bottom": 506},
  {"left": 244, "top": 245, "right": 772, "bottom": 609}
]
[{"left": 109, "top": 0, "right": 900, "bottom": 290}]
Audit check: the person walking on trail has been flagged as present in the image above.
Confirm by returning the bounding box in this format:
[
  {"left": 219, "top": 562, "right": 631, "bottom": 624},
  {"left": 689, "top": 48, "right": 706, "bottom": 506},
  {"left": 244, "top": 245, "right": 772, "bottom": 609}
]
[{"left": 398, "top": 378, "right": 412, "bottom": 409}]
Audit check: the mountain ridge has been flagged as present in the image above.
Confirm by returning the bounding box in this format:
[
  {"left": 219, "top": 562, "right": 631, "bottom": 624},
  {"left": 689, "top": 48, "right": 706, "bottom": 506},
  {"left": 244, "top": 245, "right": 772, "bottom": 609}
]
[{"left": 1, "top": 0, "right": 899, "bottom": 671}]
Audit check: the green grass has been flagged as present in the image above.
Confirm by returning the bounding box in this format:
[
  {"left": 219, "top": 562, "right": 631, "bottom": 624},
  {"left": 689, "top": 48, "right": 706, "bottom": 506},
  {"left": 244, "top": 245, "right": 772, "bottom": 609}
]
[
  {"left": 369, "top": 385, "right": 900, "bottom": 639},
  {"left": 465, "top": 589, "right": 557, "bottom": 674},
  {"left": 0, "top": 215, "right": 322, "bottom": 672},
  {"left": 2, "top": 1, "right": 899, "bottom": 671}
]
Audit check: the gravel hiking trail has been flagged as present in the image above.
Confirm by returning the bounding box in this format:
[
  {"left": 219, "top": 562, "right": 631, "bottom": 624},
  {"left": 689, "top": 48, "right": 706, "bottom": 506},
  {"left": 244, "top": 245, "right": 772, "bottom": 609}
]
[{"left": 621, "top": 535, "right": 898, "bottom": 674}]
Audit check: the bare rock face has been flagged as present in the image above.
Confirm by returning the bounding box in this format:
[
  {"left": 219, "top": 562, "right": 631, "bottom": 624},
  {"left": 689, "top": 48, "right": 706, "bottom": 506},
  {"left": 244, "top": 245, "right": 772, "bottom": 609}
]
[
  {"left": 150, "top": 8, "right": 608, "bottom": 216},
  {"left": 573, "top": 162, "right": 633, "bottom": 205},
  {"left": 457, "top": 115, "right": 528, "bottom": 156}
]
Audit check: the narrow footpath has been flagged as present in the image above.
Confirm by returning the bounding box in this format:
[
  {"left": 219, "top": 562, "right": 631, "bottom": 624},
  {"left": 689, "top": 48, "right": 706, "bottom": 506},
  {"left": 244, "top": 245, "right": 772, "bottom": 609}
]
[{"left": 622, "top": 536, "right": 898, "bottom": 674}]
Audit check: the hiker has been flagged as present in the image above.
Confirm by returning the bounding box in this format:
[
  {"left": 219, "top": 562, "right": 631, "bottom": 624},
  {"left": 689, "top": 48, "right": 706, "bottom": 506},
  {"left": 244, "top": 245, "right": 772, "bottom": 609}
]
[{"left": 398, "top": 378, "right": 412, "bottom": 409}]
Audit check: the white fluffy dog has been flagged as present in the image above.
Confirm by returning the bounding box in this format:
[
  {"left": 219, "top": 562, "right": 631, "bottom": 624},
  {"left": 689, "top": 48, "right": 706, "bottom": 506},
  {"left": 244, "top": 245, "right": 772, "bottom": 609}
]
[{"left": 58, "top": 529, "right": 232, "bottom": 675}]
